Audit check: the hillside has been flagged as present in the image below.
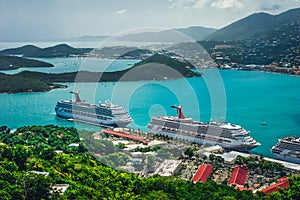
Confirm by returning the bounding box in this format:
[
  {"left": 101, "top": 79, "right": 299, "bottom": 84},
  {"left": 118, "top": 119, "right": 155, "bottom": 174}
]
[
  {"left": 204, "top": 7, "right": 300, "bottom": 41},
  {"left": 91, "top": 46, "right": 153, "bottom": 59},
  {"left": 0, "top": 125, "right": 266, "bottom": 199},
  {"left": 0, "top": 44, "right": 92, "bottom": 58},
  {"left": 200, "top": 7, "right": 300, "bottom": 68},
  {"left": 0, "top": 55, "right": 53, "bottom": 70},
  {"left": 17, "top": 54, "right": 200, "bottom": 82},
  {"left": 0, "top": 45, "right": 41, "bottom": 55},
  {"left": 0, "top": 72, "right": 65, "bottom": 93},
  {"left": 0, "top": 54, "right": 200, "bottom": 93},
  {"left": 118, "top": 26, "right": 217, "bottom": 42}
]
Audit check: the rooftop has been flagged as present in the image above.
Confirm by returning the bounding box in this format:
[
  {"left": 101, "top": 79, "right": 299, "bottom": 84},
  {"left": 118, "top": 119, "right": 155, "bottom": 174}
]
[
  {"left": 154, "top": 159, "right": 182, "bottom": 176},
  {"left": 261, "top": 177, "right": 289, "bottom": 195},
  {"left": 228, "top": 166, "right": 249, "bottom": 187},
  {"left": 192, "top": 164, "right": 214, "bottom": 183}
]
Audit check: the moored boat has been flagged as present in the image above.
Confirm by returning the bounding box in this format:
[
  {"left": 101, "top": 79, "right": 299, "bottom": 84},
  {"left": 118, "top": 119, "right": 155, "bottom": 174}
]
[
  {"left": 147, "top": 105, "right": 260, "bottom": 151},
  {"left": 55, "top": 91, "right": 132, "bottom": 127}
]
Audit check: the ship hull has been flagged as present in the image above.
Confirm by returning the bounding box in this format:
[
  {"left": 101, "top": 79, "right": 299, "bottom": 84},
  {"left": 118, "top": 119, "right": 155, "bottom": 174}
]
[
  {"left": 273, "top": 154, "right": 300, "bottom": 164},
  {"left": 55, "top": 106, "right": 131, "bottom": 127},
  {"left": 148, "top": 129, "right": 258, "bottom": 151},
  {"left": 271, "top": 137, "right": 300, "bottom": 165}
]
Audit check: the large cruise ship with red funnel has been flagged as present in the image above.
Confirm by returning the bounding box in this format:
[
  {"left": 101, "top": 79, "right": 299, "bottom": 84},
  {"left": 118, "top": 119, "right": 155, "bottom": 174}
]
[
  {"left": 147, "top": 105, "right": 260, "bottom": 151},
  {"left": 55, "top": 91, "right": 132, "bottom": 127}
]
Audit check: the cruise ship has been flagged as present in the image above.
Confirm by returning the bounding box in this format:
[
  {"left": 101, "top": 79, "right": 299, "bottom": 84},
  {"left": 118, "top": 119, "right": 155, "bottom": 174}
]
[
  {"left": 271, "top": 137, "right": 300, "bottom": 164},
  {"left": 55, "top": 91, "right": 132, "bottom": 127},
  {"left": 147, "top": 105, "right": 260, "bottom": 151}
]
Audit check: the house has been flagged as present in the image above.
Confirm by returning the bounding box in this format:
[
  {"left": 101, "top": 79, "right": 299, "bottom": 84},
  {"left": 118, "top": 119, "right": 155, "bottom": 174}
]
[
  {"left": 29, "top": 170, "right": 49, "bottom": 177},
  {"left": 68, "top": 143, "right": 79, "bottom": 148},
  {"left": 154, "top": 160, "right": 182, "bottom": 176},
  {"left": 261, "top": 177, "right": 289, "bottom": 195},
  {"left": 51, "top": 184, "right": 69, "bottom": 195},
  {"left": 192, "top": 164, "right": 214, "bottom": 183},
  {"left": 228, "top": 166, "right": 249, "bottom": 187}
]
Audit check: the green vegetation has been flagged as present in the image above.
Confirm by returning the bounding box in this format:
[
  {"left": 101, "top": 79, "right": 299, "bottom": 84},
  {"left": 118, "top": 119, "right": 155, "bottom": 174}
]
[
  {"left": 0, "top": 73, "right": 65, "bottom": 93},
  {"left": 203, "top": 8, "right": 300, "bottom": 41},
  {"left": 0, "top": 125, "right": 271, "bottom": 199},
  {"left": 91, "top": 46, "right": 152, "bottom": 59},
  {"left": 0, "top": 54, "right": 200, "bottom": 93},
  {"left": 200, "top": 8, "right": 300, "bottom": 68},
  {"left": 0, "top": 125, "right": 300, "bottom": 199},
  {"left": 0, "top": 55, "right": 53, "bottom": 70}
]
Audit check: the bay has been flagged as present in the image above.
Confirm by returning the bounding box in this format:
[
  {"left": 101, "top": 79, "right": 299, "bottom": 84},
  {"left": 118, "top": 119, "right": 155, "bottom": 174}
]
[
  {"left": 0, "top": 57, "right": 140, "bottom": 74},
  {"left": 0, "top": 68, "right": 299, "bottom": 157}
]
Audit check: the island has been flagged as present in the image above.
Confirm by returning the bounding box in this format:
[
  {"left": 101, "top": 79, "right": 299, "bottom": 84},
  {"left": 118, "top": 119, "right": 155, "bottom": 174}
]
[
  {"left": 0, "top": 44, "right": 151, "bottom": 59},
  {"left": 0, "top": 55, "right": 54, "bottom": 70},
  {"left": 0, "top": 44, "right": 92, "bottom": 58},
  {"left": 0, "top": 54, "right": 201, "bottom": 93}
]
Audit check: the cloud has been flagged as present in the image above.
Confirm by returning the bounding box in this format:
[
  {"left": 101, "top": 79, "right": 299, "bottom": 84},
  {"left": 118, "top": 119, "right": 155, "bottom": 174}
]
[
  {"left": 169, "top": 0, "right": 243, "bottom": 9},
  {"left": 168, "top": 0, "right": 201, "bottom": 9},
  {"left": 258, "top": 2, "right": 281, "bottom": 11},
  {"left": 193, "top": 0, "right": 209, "bottom": 8},
  {"left": 211, "top": 0, "right": 244, "bottom": 9},
  {"left": 261, "top": 4, "right": 281, "bottom": 11},
  {"left": 115, "top": 9, "right": 127, "bottom": 15}
]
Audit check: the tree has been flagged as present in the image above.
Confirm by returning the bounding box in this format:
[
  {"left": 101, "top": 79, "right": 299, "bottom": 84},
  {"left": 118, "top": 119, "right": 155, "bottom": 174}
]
[
  {"left": 12, "top": 145, "right": 32, "bottom": 170},
  {"left": 184, "top": 147, "right": 194, "bottom": 157},
  {"left": 20, "top": 173, "right": 52, "bottom": 200}
]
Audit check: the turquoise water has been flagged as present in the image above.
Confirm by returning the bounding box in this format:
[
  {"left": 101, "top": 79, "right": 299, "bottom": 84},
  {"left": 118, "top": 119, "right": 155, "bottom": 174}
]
[
  {"left": 0, "top": 69, "right": 299, "bottom": 157},
  {"left": 0, "top": 57, "right": 140, "bottom": 74}
]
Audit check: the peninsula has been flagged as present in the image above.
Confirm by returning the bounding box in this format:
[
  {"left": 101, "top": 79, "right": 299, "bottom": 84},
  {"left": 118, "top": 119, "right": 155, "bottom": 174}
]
[
  {"left": 0, "top": 55, "right": 53, "bottom": 70},
  {"left": 0, "top": 54, "right": 201, "bottom": 93}
]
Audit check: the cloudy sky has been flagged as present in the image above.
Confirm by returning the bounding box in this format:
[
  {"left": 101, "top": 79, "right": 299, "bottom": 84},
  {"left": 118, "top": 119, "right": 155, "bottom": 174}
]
[{"left": 0, "top": 0, "right": 299, "bottom": 41}]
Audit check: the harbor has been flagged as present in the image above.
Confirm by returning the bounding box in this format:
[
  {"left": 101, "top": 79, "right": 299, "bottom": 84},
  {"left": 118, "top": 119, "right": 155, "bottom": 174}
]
[{"left": 87, "top": 125, "right": 300, "bottom": 194}]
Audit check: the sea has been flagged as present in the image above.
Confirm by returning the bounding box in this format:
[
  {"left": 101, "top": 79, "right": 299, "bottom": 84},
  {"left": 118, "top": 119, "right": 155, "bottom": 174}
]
[{"left": 0, "top": 41, "right": 300, "bottom": 158}]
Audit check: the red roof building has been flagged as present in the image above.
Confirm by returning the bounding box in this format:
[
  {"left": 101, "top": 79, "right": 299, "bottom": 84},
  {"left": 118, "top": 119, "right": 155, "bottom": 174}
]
[
  {"left": 261, "top": 177, "right": 289, "bottom": 195},
  {"left": 192, "top": 164, "right": 214, "bottom": 183},
  {"left": 228, "top": 166, "right": 249, "bottom": 187}
]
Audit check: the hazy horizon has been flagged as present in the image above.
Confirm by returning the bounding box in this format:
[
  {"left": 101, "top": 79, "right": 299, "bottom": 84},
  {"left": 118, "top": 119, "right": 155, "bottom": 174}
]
[{"left": 0, "top": 0, "right": 299, "bottom": 42}]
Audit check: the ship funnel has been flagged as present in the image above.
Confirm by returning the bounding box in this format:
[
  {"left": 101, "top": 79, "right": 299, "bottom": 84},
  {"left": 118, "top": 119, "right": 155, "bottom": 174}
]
[
  {"left": 70, "top": 91, "right": 81, "bottom": 103},
  {"left": 171, "top": 105, "right": 185, "bottom": 119}
]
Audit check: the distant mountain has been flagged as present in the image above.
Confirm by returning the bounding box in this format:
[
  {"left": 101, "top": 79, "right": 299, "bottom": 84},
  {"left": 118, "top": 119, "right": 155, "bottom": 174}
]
[
  {"left": 0, "top": 44, "right": 92, "bottom": 58},
  {"left": 118, "top": 26, "right": 217, "bottom": 42},
  {"left": 0, "top": 55, "right": 53, "bottom": 70},
  {"left": 0, "top": 45, "right": 41, "bottom": 55},
  {"left": 204, "top": 7, "right": 300, "bottom": 41},
  {"left": 74, "top": 35, "right": 110, "bottom": 41},
  {"left": 173, "top": 26, "right": 217, "bottom": 41}
]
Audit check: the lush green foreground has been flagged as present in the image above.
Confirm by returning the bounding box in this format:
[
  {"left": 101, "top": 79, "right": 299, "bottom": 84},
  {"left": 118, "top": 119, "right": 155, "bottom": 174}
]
[{"left": 0, "top": 125, "right": 299, "bottom": 199}]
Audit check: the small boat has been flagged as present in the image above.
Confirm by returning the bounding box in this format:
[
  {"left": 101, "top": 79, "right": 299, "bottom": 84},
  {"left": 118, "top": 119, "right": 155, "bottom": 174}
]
[{"left": 261, "top": 121, "right": 267, "bottom": 125}]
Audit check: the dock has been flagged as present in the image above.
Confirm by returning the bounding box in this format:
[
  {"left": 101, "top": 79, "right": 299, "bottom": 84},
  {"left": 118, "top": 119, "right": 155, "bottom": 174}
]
[{"left": 102, "top": 128, "right": 148, "bottom": 145}]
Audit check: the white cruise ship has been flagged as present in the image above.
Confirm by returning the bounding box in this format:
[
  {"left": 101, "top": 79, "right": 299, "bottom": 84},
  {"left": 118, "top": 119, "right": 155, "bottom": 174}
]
[
  {"left": 271, "top": 137, "right": 300, "bottom": 164},
  {"left": 55, "top": 91, "right": 132, "bottom": 127},
  {"left": 147, "top": 105, "right": 260, "bottom": 151}
]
